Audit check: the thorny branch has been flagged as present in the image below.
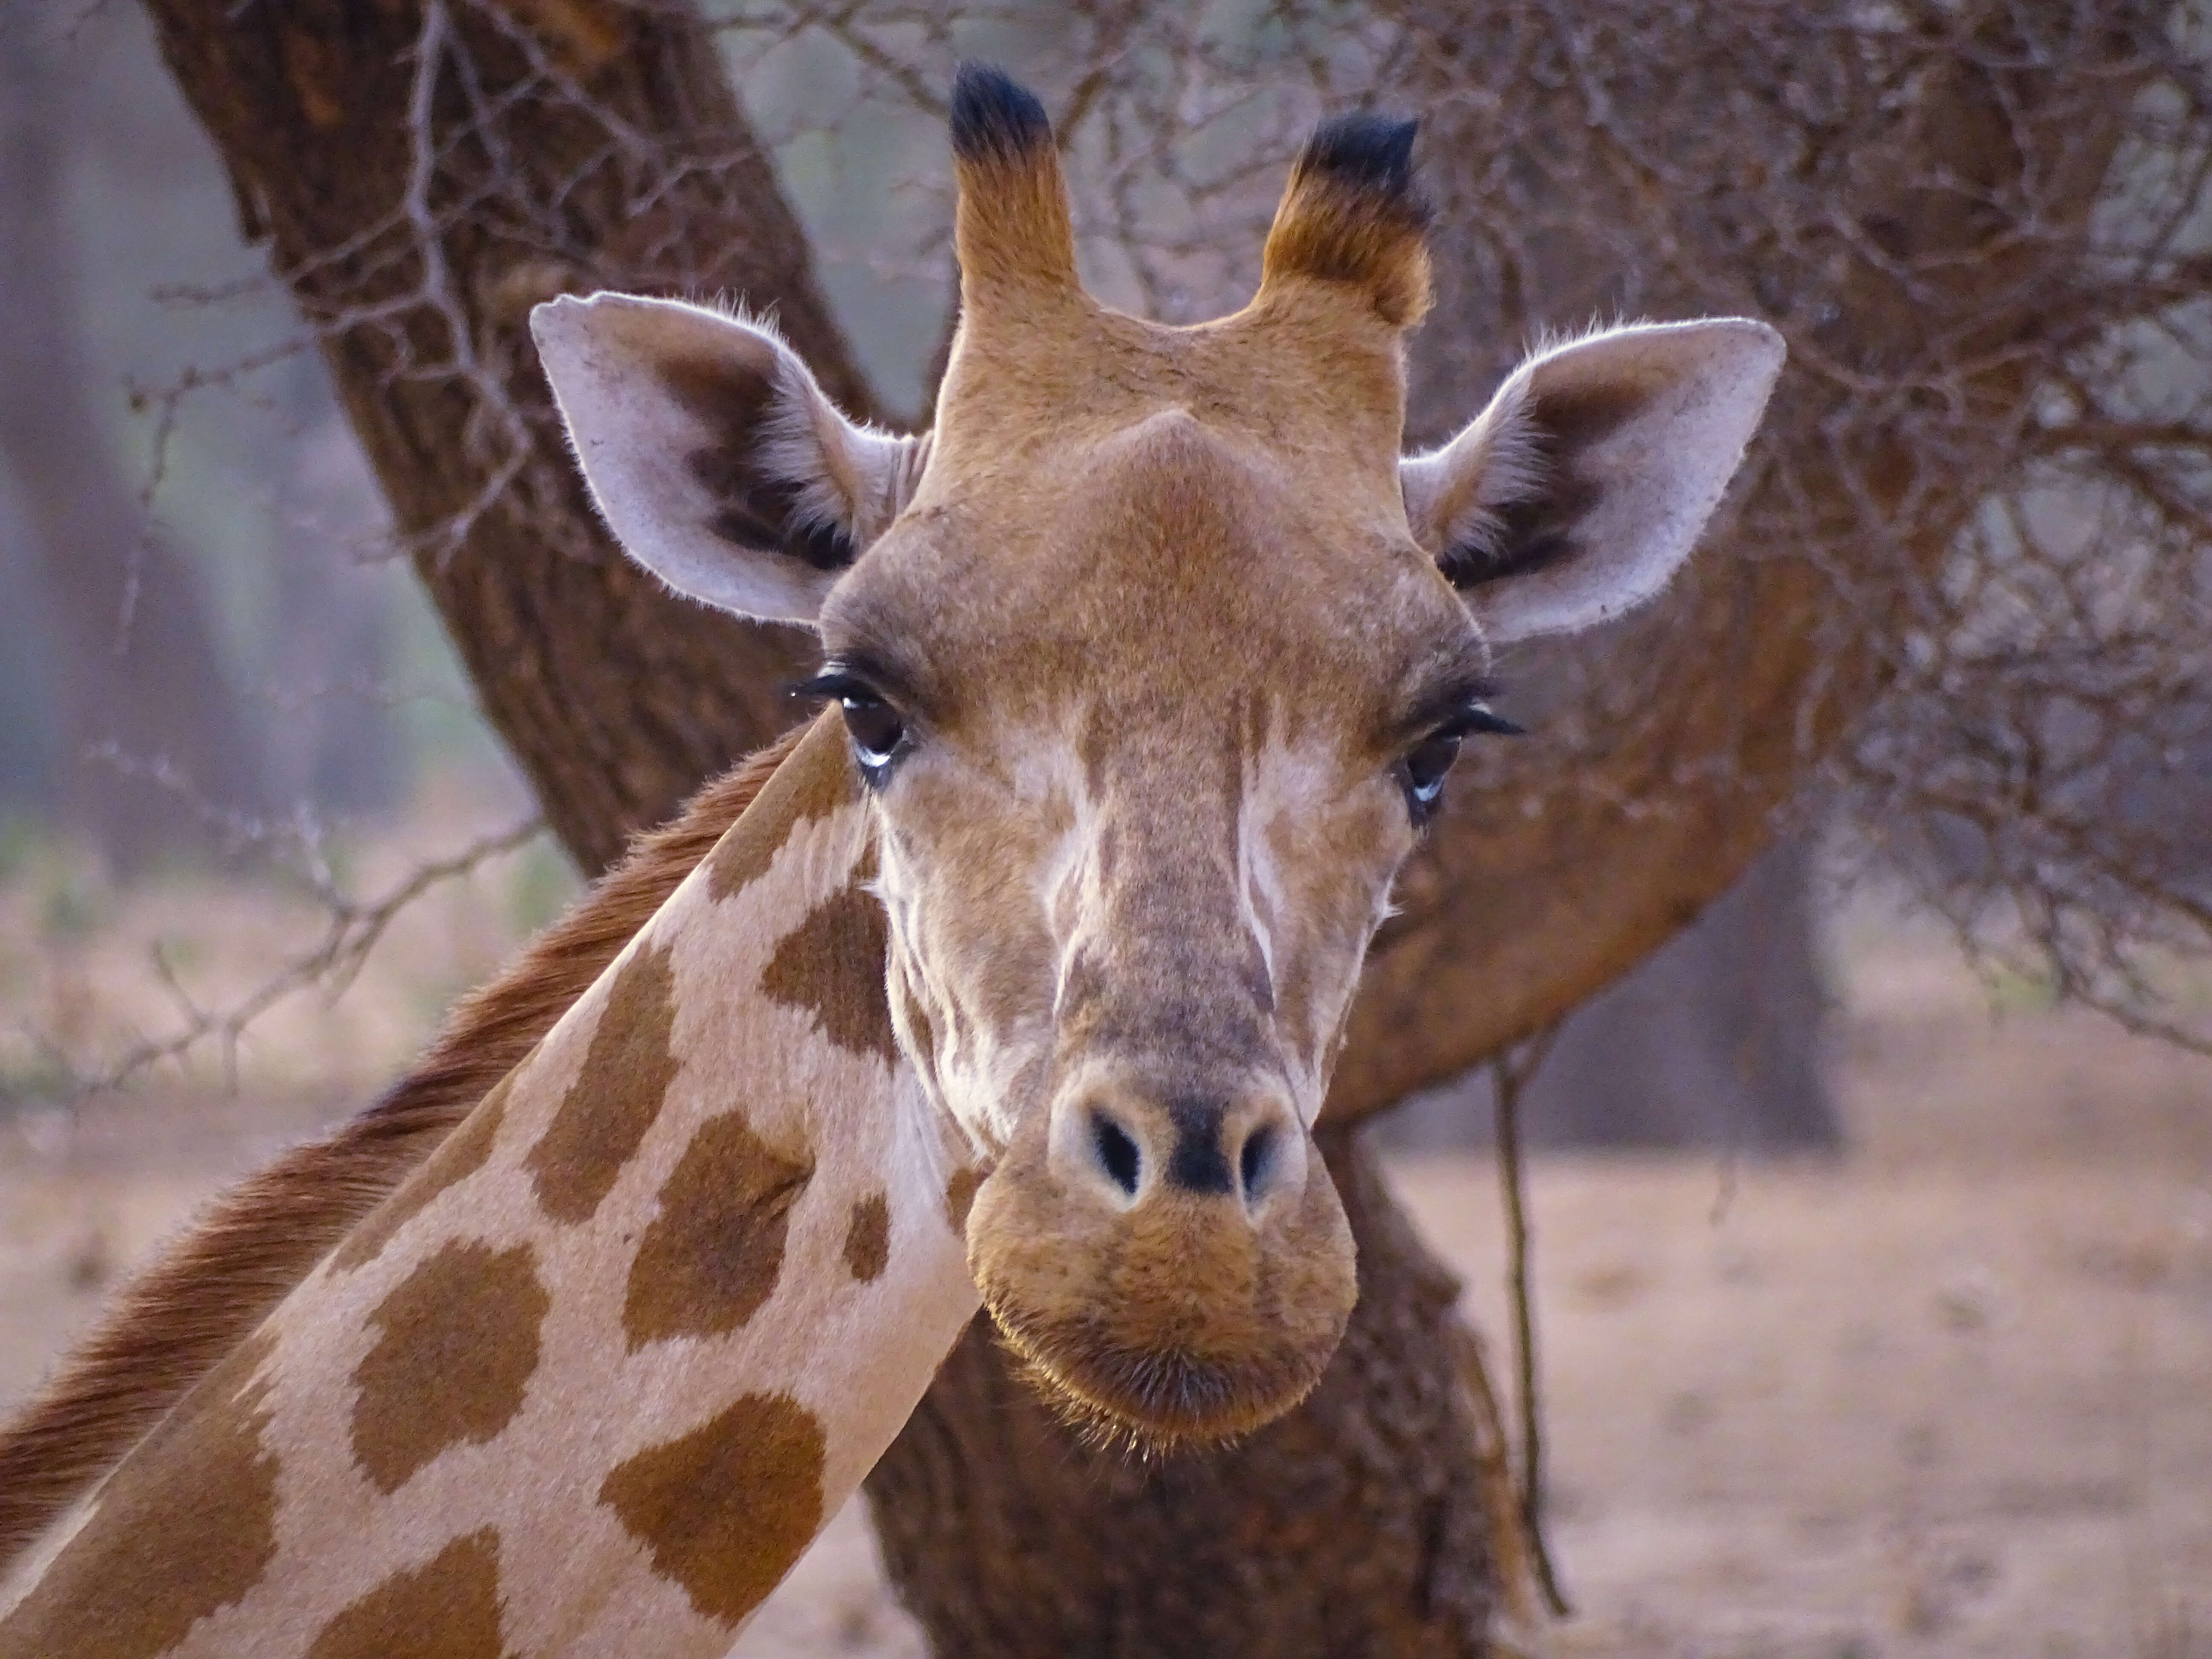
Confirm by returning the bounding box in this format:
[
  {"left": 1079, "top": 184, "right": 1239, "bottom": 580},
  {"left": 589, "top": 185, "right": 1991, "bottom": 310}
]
[{"left": 30, "top": 747, "right": 544, "bottom": 1101}]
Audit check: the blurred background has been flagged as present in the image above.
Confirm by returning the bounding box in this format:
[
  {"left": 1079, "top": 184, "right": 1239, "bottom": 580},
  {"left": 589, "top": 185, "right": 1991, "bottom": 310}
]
[{"left": 2, "top": 3, "right": 2209, "bottom": 1655}]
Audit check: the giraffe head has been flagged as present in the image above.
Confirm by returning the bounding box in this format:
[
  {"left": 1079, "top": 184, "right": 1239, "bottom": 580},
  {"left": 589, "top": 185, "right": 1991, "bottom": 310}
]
[{"left": 534, "top": 67, "right": 1781, "bottom": 1446}]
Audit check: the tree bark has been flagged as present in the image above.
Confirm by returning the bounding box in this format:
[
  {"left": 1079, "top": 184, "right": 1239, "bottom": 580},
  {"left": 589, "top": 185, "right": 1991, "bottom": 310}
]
[
  {"left": 137, "top": 3, "right": 2154, "bottom": 1653},
  {"left": 1324, "top": 0, "right": 2150, "bottom": 1121},
  {"left": 0, "top": 9, "right": 262, "bottom": 870},
  {"left": 865, "top": 1129, "right": 1540, "bottom": 1657},
  {"left": 140, "top": 0, "right": 868, "bottom": 875},
  {"left": 1384, "top": 836, "right": 1839, "bottom": 1152}
]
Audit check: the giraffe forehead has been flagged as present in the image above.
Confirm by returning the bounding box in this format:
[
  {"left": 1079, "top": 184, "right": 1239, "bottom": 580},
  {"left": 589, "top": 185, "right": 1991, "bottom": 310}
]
[
  {"left": 824, "top": 412, "right": 1478, "bottom": 746},
  {"left": 930, "top": 287, "right": 1412, "bottom": 484}
]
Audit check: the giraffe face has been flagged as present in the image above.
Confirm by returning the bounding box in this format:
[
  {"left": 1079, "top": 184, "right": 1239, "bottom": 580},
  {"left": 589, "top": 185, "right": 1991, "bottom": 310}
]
[
  {"left": 820, "top": 407, "right": 1464, "bottom": 1441},
  {"left": 535, "top": 70, "right": 1783, "bottom": 1445}
]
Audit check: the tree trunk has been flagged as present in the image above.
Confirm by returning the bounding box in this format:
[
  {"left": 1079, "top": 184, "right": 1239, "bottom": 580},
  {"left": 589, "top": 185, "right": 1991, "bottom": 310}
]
[
  {"left": 1528, "top": 838, "right": 1836, "bottom": 1151},
  {"left": 865, "top": 1129, "right": 1542, "bottom": 1657},
  {"left": 1383, "top": 837, "right": 1840, "bottom": 1152},
  {"left": 0, "top": 9, "right": 262, "bottom": 871},
  {"left": 137, "top": 3, "right": 2152, "bottom": 1652},
  {"left": 140, "top": 0, "right": 865, "bottom": 875}
]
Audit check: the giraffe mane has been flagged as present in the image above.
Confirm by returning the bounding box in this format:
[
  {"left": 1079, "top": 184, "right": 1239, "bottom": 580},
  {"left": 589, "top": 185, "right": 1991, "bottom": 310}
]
[{"left": 0, "top": 722, "right": 812, "bottom": 1572}]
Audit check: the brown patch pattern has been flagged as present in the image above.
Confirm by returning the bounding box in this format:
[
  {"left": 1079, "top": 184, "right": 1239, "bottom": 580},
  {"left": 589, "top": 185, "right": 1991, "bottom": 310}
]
[
  {"left": 598, "top": 1392, "right": 827, "bottom": 1629},
  {"left": 305, "top": 1530, "right": 511, "bottom": 1659},
  {"left": 944, "top": 1166, "right": 985, "bottom": 1235},
  {"left": 623, "top": 1114, "right": 812, "bottom": 1348},
  {"left": 0, "top": 726, "right": 806, "bottom": 1574},
  {"left": 760, "top": 884, "right": 897, "bottom": 1063},
  {"left": 350, "top": 1242, "right": 549, "bottom": 1494},
  {"left": 332, "top": 1073, "right": 514, "bottom": 1273},
  {"left": 0, "top": 1330, "right": 280, "bottom": 1659},
  {"left": 705, "top": 714, "right": 851, "bottom": 902},
  {"left": 843, "top": 1193, "right": 891, "bottom": 1282},
  {"left": 526, "top": 941, "right": 679, "bottom": 1225}
]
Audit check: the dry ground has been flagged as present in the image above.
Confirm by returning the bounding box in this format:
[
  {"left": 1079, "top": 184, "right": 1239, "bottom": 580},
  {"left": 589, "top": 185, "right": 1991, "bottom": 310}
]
[{"left": 2, "top": 863, "right": 2209, "bottom": 1656}]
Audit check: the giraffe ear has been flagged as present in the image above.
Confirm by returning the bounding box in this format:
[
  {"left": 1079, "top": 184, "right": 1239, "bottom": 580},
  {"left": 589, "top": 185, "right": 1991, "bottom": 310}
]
[
  {"left": 1401, "top": 318, "right": 1784, "bottom": 642},
  {"left": 532, "top": 293, "right": 925, "bottom": 626}
]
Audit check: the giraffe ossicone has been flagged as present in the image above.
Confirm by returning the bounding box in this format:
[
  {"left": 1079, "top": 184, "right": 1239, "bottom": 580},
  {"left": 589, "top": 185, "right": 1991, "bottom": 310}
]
[{"left": 0, "top": 62, "right": 1781, "bottom": 1656}]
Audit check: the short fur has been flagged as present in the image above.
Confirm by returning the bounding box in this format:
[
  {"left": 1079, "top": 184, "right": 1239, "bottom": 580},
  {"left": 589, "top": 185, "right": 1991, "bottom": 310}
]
[
  {"left": 540, "top": 67, "right": 1779, "bottom": 1451},
  {"left": 948, "top": 62, "right": 1051, "bottom": 166},
  {"left": 966, "top": 1102, "right": 1358, "bottom": 1450},
  {"left": 1, "top": 715, "right": 981, "bottom": 1655},
  {"left": 948, "top": 60, "right": 1077, "bottom": 298},
  {"left": 0, "top": 723, "right": 808, "bottom": 1572}
]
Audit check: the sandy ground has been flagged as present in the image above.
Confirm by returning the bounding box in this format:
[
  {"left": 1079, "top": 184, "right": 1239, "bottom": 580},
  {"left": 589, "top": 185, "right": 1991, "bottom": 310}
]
[{"left": 3, "top": 892, "right": 2210, "bottom": 1656}]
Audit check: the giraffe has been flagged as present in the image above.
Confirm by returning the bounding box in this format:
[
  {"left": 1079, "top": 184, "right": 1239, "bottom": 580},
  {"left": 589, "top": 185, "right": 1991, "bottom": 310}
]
[
  {"left": 0, "top": 64, "right": 1782, "bottom": 1654},
  {"left": 0, "top": 713, "right": 973, "bottom": 1656}
]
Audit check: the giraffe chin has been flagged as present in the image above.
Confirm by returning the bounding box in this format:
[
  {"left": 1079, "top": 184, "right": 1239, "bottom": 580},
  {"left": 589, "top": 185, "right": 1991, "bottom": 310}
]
[{"left": 963, "top": 1134, "right": 1358, "bottom": 1451}]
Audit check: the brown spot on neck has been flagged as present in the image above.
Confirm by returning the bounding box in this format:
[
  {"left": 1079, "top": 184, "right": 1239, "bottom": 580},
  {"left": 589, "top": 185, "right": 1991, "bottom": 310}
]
[
  {"left": 0, "top": 1330, "right": 281, "bottom": 1659},
  {"left": 843, "top": 1193, "right": 891, "bottom": 1282},
  {"left": 893, "top": 972, "right": 940, "bottom": 1078},
  {"left": 350, "top": 1242, "right": 549, "bottom": 1494},
  {"left": 332, "top": 1071, "right": 514, "bottom": 1274},
  {"left": 305, "top": 1530, "right": 511, "bottom": 1659},
  {"left": 944, "top": 1166, "right": 985, "bottom": 1235},
  {"left": 597, "top": 1392, "right": 826, "bottom": 1629},
  {"left": 705, "top": 713, "right": 857, "bottom": 903},
  {"left": 526, "top": 940, "right": 680, "bottom": 1225},
  {"left": 622, "top": 1113, "right": 812, "bottom": 1348},
  {"left": 760, "top": 883, "right": 898, "bottom": 1065}
]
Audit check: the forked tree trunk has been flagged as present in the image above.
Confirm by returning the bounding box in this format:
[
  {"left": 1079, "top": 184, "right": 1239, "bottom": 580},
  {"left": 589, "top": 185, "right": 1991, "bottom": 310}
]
[
  {"left": 141, "top": 0, "right": 855, "bottom": 876},
  {"left": 138, "top": 3, "right": 2151, "bottom": 1651}
]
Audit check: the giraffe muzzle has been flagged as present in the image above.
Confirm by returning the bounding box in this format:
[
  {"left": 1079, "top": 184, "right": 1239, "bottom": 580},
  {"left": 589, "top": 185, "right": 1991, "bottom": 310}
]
[{"left": 961, "top": 1078, "right": 1356, "bottom": 1448}]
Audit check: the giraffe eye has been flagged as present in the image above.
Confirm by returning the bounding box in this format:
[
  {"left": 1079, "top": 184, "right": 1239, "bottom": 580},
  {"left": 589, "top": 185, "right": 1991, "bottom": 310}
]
[
  {"left": 838, "top": 693, "right": 907, "bottom": 771},
  {"left": 1397, "top": 703, "right": 1522, "bottom": 823},
  {"left": 1400, "top": 732, "right": 1462, "bottom": 817},
  {"left": 791, "top": 668, "right": 911, "bottom": 778}
]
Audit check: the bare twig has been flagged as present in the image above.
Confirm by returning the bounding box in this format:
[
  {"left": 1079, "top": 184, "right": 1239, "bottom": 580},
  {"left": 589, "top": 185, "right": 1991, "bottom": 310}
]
[
  {"left": 80, "top": 814, "right": 545, "bottom": 1100},
  {"left": 38, "top": 746, "right": 547, "bottom": 1100},
  {"left": 1488, "top": 1022, "right": 1571, "bottom": 1619}
]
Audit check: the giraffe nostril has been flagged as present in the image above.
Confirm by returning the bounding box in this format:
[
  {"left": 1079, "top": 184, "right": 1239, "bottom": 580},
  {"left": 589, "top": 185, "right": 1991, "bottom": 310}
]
[
  {"left": 1239, "top": 1123, "right": 1277, "bottom": 1202},
  {"left": 1090, "top": 1109, "right": 1141, "bottom": 1197}
]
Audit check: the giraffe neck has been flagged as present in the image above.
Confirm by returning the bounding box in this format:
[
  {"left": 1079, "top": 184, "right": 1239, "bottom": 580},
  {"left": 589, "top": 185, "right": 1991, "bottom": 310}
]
[{"left": 0, "top": 716, "right": 984, "bottom": 1659}]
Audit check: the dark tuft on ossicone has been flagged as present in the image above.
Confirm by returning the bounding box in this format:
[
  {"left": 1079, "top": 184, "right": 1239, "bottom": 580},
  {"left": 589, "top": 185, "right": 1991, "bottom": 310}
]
[
  {"left": 1292, "top": 112, "right": 1430, "bottom": 230},
  {"left": 949, "top": 62, "right": 1053, "bottom": 165},
  {"left": 1261, "top": 107, "right": 1433, "bottom": 325}
]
